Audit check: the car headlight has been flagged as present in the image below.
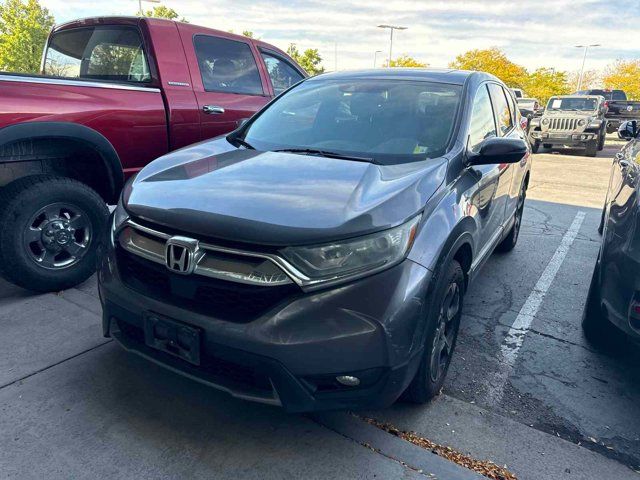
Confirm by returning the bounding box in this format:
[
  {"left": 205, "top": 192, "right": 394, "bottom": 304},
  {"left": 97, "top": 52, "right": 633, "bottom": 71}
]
[
  {"left": 281, "top": 215, "right": 421, "bottom": 284},
  {"left": 542, "top": 118, "right": 549, "bottom": 125},
  {"left": 578, "top": 119, "right": 586, "bottom": 126},
  {"left": 110, "top": 200, "right": 129, "bottom": 245}
]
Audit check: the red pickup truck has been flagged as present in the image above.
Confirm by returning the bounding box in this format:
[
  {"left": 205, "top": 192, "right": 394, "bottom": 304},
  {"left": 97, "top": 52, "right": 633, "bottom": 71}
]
[{"left": 0, "top": 16, "right": 306, "bottom": 292}]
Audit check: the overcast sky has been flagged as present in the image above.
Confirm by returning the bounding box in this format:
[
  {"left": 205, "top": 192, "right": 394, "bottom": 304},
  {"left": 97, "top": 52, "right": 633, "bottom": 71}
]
[{"left": 41, "top": 0, "right": 640, "bottom": 73}]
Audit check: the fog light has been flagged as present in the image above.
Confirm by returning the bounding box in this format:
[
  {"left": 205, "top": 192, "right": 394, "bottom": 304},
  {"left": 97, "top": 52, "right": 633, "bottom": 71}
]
[{"left": 336, "top": 375, "right": 360, "bottom": 387}]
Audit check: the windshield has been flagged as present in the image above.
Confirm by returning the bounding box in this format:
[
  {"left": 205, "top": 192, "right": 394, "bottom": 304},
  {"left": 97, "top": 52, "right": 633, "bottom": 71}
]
[
  {"left": 241, "top": 79, "right": 462, "bottom": 164},
  {"left": 546, "top": 97, "right": 597, "bottom": 111}
]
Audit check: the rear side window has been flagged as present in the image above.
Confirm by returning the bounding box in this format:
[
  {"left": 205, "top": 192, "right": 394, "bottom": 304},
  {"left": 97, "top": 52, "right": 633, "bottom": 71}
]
[
  {"left": 468, "top": 85, "right": 497, "bottom": 152},
  {"left": 193, "top": 35, "right": 263, "bottom": 95},
  {"left": 261, "top": 51, "right": 304, "bottom": 95},
  {"left": 44, "top": 26, "right": 150, "bottom": 83},
  {"left": 488, "top": 83, "right": 513, "bottom": 135}
]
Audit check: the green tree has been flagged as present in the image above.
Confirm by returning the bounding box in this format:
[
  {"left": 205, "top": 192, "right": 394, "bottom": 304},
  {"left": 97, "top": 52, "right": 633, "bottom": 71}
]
[
  {"left": 449, "top": 47, "right": 528, "bottom": 88},
  {"left": 523, "top": 68, "right": 571, "bottom": 104},
  {"left": 386, "top": 54, "right": 427, "bottom": 68},
  {"left": 603, "top": 60, "right": 640, "bottom": 100},
  {"left": 143, "top": 5, "right": 187, "bottom": 22},
  {"left": 286, "top": 44, "right": 324, "bottom": 76},
  {"left": 0, "top": 0, "right": 54, "bottom": 73},
  {"left": 242, "top": 30, "right": 256, "bottom": 38}
]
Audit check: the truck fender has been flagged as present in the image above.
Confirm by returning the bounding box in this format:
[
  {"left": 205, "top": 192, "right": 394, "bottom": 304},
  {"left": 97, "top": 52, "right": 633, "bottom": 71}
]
[{"left": 0, "top": 121, "right": 124, "bottom": 203}]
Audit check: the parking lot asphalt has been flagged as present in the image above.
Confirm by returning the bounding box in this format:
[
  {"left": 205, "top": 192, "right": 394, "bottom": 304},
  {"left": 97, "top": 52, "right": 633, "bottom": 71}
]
[{"left": 1, "top": 137, "right": 639, "bottom": 480}]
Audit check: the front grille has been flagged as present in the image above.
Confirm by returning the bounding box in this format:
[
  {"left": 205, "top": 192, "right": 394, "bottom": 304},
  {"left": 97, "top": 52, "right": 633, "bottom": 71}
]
[
  {"left": 116, "top": 317, "right": 272, "bottom": 391},
  {"left": 116, "top": 248, "right": 300, "bottom": 322},
  {"left": 549, "top": 117, "right": 579, "bottom": 131}
]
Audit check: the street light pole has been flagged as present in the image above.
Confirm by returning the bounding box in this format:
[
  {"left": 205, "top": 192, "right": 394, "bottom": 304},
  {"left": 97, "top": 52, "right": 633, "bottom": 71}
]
[
  {"left": 575, "top": 44, "right": 600, "bottom": 91},
  {"left": 373, "top": 50, "right": 382, "bottom": 68},
  {"left": 377, "top": 24, "right": 407, "bottom": 67}
]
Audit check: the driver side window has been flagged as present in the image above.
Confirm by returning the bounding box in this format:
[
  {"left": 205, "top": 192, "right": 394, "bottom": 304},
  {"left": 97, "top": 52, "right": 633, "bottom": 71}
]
[{"left": 468, "top": 85, "right": 497, "bottom": 153}]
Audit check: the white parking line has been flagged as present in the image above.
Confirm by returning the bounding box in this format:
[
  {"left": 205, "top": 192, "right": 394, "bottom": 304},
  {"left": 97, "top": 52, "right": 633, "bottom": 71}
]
[{"left": 486, "top": 211, "right": 586, "bottom": 406}]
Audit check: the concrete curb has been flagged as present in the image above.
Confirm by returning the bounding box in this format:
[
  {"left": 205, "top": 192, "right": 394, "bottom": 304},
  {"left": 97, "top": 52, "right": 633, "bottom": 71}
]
[{"left": 313, "top": 412, "right": 486, "bottom": 479}]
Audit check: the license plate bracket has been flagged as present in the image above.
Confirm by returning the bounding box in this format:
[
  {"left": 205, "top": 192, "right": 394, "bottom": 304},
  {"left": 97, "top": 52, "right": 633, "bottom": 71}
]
[{"left": 144, "top": 312, "right": 201, "bottom": 365}]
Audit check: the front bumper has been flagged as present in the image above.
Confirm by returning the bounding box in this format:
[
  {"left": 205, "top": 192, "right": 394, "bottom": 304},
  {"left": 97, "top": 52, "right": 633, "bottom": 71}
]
[
  {"left": 530, "top": 130, "right": 596, "bottom": 146},
  {"left": 98, "top": 247, "right": 433, "bottom": 412}
]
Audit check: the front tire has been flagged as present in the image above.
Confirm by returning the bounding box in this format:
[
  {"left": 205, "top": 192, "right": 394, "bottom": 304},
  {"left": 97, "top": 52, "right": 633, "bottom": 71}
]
[
  {"left": 543, "top": 143, "right": 553, "bottom": 149},
  {"left": 496, "top": 181, "right": 526, "bottom": 253},
  {"left": 0, "top": 175, "right": 109, "bottom": 292},
  {"left": 531, "top": 140, "right": 541, "bottom": 153},
  {"left": 403, "top": 259, "right": 464, "bottom": 403},
  {"left": 585, "top": 140, "right": 598, "bottom": 157},
  {"left": 597, "top": 129, "right": 606, "bottom": 151}
]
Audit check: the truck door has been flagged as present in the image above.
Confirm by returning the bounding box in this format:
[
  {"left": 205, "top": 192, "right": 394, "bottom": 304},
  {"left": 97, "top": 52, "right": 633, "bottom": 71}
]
[{"left": 180, "top": 29, "right": 271, "bottom": 140}]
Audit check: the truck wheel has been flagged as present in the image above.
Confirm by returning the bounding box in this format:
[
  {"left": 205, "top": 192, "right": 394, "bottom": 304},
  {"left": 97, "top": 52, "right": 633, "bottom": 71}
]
[
  {"left": 531, "top": 140, "right": 541, "bottom": 153},
  {"left": 543, "top": 143, "right": 552, "bottom": 149},
  {"left": 0, "top": 175, "right": 109, "bottom": 292},
  {"left": 585, "top": 140, "right": 598, "bottom": 157},
  {"left": 597, "top": 130, "right": 606, "bottom": 151},
  {"left": 402, "top": 259, "right": 464, "bottom": 403}
]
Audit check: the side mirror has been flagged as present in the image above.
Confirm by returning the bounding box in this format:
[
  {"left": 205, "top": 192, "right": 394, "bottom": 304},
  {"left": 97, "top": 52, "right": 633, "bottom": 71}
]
[
  {"left": 519, "top": 116, "right": 528, "bottom": 131},
  {"left": 467, "top": 137, "right": 528, "bottom": 166},
  {"left": 619, "top": 120, "right": 638, "bottom": 141}
]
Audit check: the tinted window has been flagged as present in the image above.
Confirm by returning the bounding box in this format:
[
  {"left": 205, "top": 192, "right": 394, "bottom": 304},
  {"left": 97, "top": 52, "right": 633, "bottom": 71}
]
[
  {"left": 44, "top": 26, "right": 150, "bottom": 82},
  {"left": 243, "top": 80, "right": 462, "bottom": 164},
  {"left": 468, "top": 85, "right": 497, "bottom": 152},
  {"left": 488, "top": 83, "right": 513, "bottom": 135},
  {"left": 261, "top": 52, "right": 304, "bottom": 95},
  {"left": 193, "top": 36, "right": 263, "bottom": 95}
]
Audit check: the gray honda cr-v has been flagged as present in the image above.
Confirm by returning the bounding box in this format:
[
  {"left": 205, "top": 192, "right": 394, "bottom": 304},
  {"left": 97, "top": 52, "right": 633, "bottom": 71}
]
[{"left": 99, "top": 69, "right": 531, "bottom": 412}]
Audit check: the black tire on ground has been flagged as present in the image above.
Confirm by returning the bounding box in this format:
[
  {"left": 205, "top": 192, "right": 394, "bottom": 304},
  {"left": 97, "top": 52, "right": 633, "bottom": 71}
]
[
  {"left": 496, "top": 181, "right": 526, "bottom": 253},
  {"left": 597, "top": 205, "right": 605, "bottom": 235},
  {"left": 581, "top": 257, "right": 624, "bottom": 350},
  {"left": 402, "top": 259, "right": 464, "bottom": 404},
  {"left": 0, "top": 175, "right": 109, "bottom": 292},
  {"left": 585, "top": 140, "right": 598, "bottom": 157},
  {"left": 531, "top": 140, "right": 541, "bottom": 153},
  {"left": 543, "top": 143, "right": 553, "bottom": 149},
  {"left": 597, "top": 129, "right": 606, "bottom": 151}
]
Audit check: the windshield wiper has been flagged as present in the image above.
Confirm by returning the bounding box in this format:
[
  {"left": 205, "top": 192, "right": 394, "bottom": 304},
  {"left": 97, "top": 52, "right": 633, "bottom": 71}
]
[
  {"left": 274, "top": 148, "right": 374, "bottom": 163},
  {"left": 227, "top": 134, "right": 255, "bottom": 150}
]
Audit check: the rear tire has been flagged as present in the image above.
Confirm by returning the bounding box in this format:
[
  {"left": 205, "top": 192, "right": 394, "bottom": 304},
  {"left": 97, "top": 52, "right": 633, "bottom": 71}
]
[
  {"left": 496, "top": 181, "right": 526, "bottom": 253},
  {"left": 582, "top": 257, "right": 623, "bottom": 350},
  {"left": 585, "top": 140, "right": 598, "bottom": 157},
  {"left": 0, "top": 175, "right": 109, "bottom": 292},
  {"left": 402, "top": 259, "right": 464, "bottom": 403},
  {"left": 531, "top": 140, "right": 541, "bottom": 153}
]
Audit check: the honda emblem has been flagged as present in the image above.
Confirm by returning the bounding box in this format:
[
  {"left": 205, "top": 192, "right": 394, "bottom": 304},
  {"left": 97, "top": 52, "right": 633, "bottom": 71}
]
[{"left": 165, "top": 236, "right": 200, "bottom": 274}]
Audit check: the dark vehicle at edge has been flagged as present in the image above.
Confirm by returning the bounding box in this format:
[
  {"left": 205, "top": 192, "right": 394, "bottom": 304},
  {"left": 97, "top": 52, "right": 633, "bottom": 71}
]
[
  {"left": 99, "top": 69, "right": 531, "bottom": 412},
  {"left": 583, "top": 119, "right": 640, "bottom": 346},
  {"left": 577, "top": 89, "right": 640, "bottom": 134}
]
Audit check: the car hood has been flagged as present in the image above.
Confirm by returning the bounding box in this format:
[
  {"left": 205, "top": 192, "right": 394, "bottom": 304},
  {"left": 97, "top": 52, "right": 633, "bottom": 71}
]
[{"left": 125, "top": 139, "right": 447, "bottom": 246}]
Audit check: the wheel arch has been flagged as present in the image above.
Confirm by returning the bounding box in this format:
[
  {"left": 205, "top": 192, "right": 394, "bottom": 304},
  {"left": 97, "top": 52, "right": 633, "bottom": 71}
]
[{"left": 0, "top": 122, "right": 124, "bottom": 204}]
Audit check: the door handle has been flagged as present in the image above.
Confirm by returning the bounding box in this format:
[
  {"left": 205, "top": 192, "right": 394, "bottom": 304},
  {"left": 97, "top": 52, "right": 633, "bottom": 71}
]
[{"left": 203, "top": 105, "right": 225, "bottom": 115}]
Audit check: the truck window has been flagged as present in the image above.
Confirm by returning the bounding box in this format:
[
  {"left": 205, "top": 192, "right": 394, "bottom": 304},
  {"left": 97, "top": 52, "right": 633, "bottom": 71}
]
[
  {"left": 43, "top": 26, "right": 151, "bottom": 83},
  {"left": 260, "top": 52, "right": 304, "bottom": 95},
  {"left": 193, "top": 35, "right": 263, "bottom": 96}
]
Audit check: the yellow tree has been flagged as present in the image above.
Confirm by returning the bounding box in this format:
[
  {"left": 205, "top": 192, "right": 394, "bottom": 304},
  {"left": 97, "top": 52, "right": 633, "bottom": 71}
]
[
  {"left": 523, "top": 68, "right": 571, "bottom": 104},
  {"left": 603, "top": 60, "right": 640, "bottom": 100},
  {"left": 567, "top": 69, "right": 600, "bottom": 91},
  {"left": 386, "top": 55, "right": 427, "bottom": 68},
  {"left": 449, "top": 47, "right": 528, "bottom": 88}
]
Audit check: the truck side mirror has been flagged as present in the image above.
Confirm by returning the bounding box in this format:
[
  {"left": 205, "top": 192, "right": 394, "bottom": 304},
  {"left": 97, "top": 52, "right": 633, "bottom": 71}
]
[{"left": 619, "top": 120, "right": 638, "bottom": 141}]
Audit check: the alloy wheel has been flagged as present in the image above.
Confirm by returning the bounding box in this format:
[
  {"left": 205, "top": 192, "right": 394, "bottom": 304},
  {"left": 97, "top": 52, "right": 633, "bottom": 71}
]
[
  {"left": 429, "top": 281, "right": 461, "bottom": 383},
  {"left": 23, "top": 202, "right": 92, "bottom": 270}
]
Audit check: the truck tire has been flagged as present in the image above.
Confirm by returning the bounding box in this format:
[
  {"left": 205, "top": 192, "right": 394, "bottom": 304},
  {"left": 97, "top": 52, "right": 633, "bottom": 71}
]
[
  {"left": 543, "top": 143, "right": 552, "bottom": 149},
  {"left": 585, "top": 140, "right": 598, "bottom": 157},
  {"left": 531, "top": 140, "right": 541, "bottom": 153},
  {"left": 0, "top": 175, "right": 109, "bottom": 292},
  {"left": 402, "top": 259, "right": 464, "bottom": 403},
  {"left": 597, "top": 129, "right": 606, "bottom": 151}
]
